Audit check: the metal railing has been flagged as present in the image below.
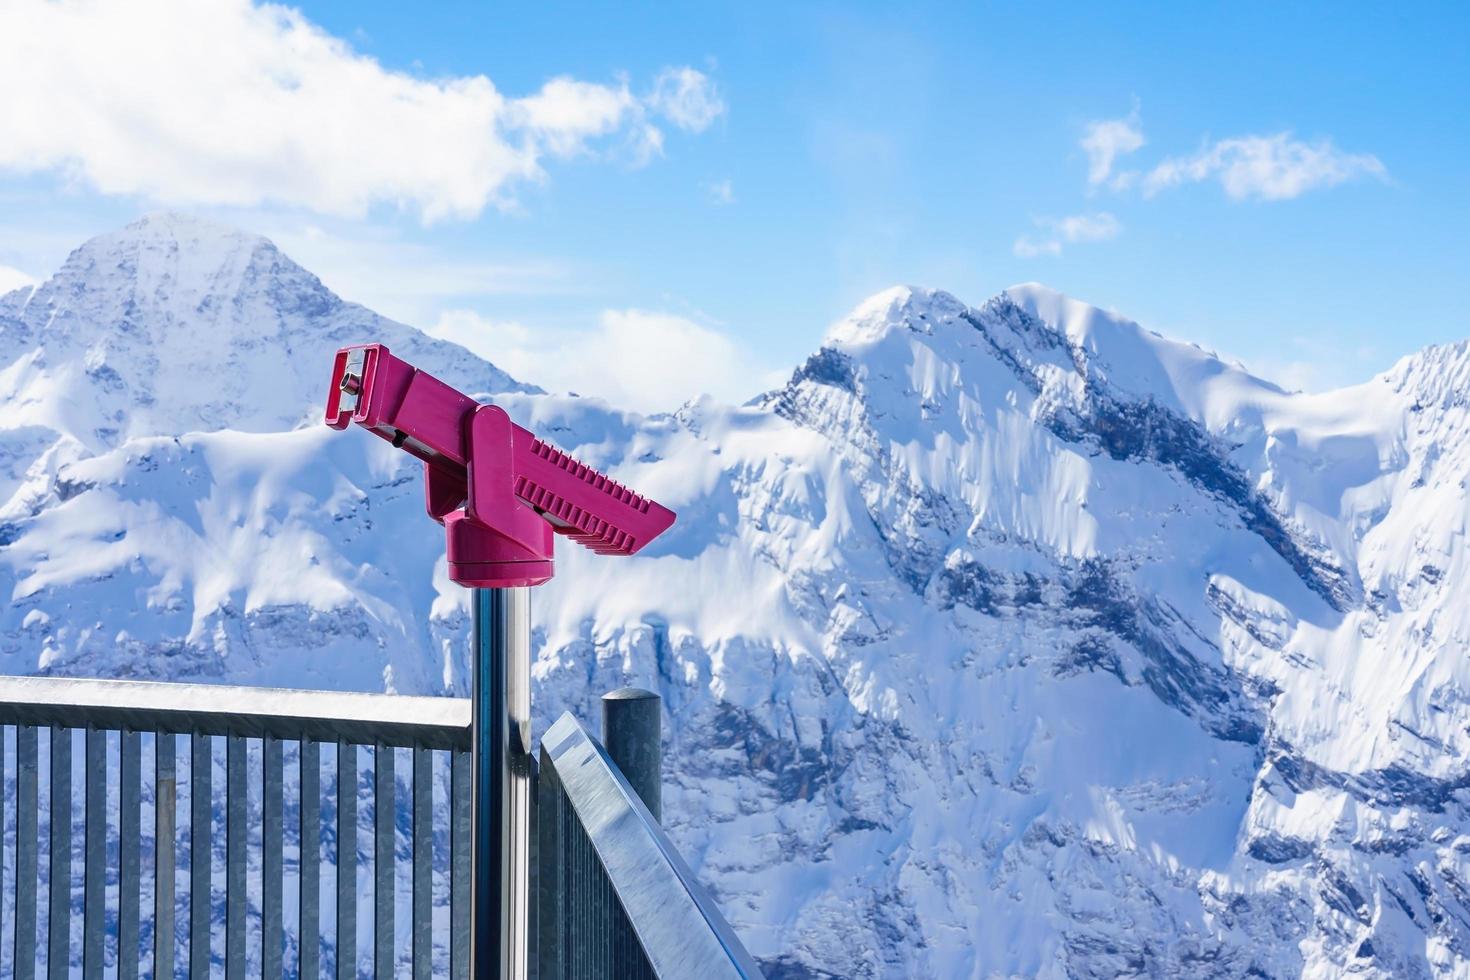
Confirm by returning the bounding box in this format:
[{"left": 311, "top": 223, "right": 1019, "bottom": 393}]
[
  {"left": 0, "top": 675, "right": 762, "bottom": 979},
  {"left": 0, "top": 675, "right": 473, "bottom": 978}
]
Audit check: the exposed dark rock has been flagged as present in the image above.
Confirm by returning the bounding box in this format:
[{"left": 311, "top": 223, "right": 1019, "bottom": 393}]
[
  {"left": 969, "top": 298, "right": 1357, "bottom": 614},
  {"left": 758, "top": 957, "right": 846, "bottom": 980},
  {"left": 790, "top": 347, "right": 858, "bottom": 395},
  {"left": 1270, "top": 745, "right": 1470, "bottom": 811},
  {"left": 1318, "top": 864, "right": 1372, "bottom": 924},
  {"left": 703, "top": 703, "right": 831, "bottom": 805},
  {"left": 1248, "top": 834, "right": 1315, "bottom": 864}
]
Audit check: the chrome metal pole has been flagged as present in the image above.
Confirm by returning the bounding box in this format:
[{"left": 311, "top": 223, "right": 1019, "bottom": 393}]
[{"left": 470, "top": 587, "right": 532, "bottom": 979}]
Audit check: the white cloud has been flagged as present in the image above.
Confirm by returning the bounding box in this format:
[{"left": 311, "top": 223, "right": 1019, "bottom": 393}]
[
  {"left": 707, "top": 179, "right": 736, "bottom": 205},
  {"left": 260, "top": 222, "right": 571, "bottom": 327},
  {"left": 648, "top": 67, "right": 726, "bottom": 133},
  {"left": 1013, "top": 211, "right": 1121, "bottom": 258},
  {"left": 1012, "top": 238, "right": 1063, "bottom": 259},
  {"left": 511, "top": 77, "right": 639, "bottom": 156},
  {"left": 1080, "top": 110, "right": 1145, "bottom": 187},
  {"left": 0, "top": 265, "right": 38, "bottom": 296},
  {"left": 1053, "top": 213, "right": 1122, "bottom": 242},
  {"left": 1144, "top": 133, "right": 1387, "bottom": 201},
  {"left": 0, "top": 0, "right": 720, "bottom": 222},
  {"left": 428, "top": 308, "right": 778, "bottom": 413},
  {"left": 1243, "top": 336, "right": 1384, "bottom": 393}
]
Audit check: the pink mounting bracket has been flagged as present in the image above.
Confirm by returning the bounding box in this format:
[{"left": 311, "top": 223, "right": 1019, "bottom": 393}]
[{"left": 324, "top": 344, "right": 676, "bottom": 588}]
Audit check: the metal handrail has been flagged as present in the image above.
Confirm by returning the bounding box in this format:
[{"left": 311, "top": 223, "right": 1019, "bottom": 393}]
[{"left": 0, "top": 674, "right": 470, "bottom": 749}]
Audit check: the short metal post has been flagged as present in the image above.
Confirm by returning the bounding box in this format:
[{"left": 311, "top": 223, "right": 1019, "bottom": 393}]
[
  {"left": 601, "top": 689, "right": 662, "bottom": 823},
  {"left": 470, "top": 587, "right": 532, "bottom": 980}
]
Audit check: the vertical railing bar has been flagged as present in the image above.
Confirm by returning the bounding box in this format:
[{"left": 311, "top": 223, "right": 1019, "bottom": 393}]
[
  {"left": 262, "top": 735, "right": 283, "bottom": 980},
  {"left": 15, "top": 725, "right": 37, "bottom": 980},
  {"left": 118, "top": 730, "right": 141, "bottom": 980},
  {"left": 1, "top": 726, "right": 5, "bottom": 980},
  {"left": 154, "top": 734, "right": 177, "bottom": 980},
  {"left": 225, "top": 736, "right": 246, "bottom": 979},
  {"left": 374, "top": 744, "right": 394, "bottom": 977},
  {"left": 300, "top": 738, "right": 320, "bottom": 980},
  {"left": 82, "top": 727, "right": 106, "bottom": 978},
  {"left": 450, "top": 749, "right": 470, "bottom": 980},
  {"left": 411, "top": 747, "right": 431, "bottom": 980},
  {"left": 1, "top": 725, "right": 6, "bottom": 980},
  {"left": 336, "top": 740, "right": 356, "bottom": 980},
  {"left": 535, "top": 753, "right": 561, "bottom": 980},
  {"left": 528, "top": 752, "right": 538, "bottom": 978},
  {"left": 47, "top": 726, "right": 70, "bottom": 980},
  {"left": 190, "top": 733, "right": 211, "bottom": 979}
]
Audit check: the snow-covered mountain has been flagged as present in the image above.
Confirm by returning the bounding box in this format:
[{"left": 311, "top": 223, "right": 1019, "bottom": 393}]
[{"left": 3, "top": 213, "right": 1469, "bottom": 978}]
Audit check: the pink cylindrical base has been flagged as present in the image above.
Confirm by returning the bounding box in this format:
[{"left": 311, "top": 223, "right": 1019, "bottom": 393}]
[
  {"left": 449, "top": 560, "right": 554, "bottom": 589},
  {"left": 445, "top": 511, "right": 555, "bottom": 588}
]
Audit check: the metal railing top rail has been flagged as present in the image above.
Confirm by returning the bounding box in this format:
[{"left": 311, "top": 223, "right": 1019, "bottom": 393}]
[
  {"left": 541, "top": 711, "right": 764, "bottom": 980},
  {"left": 0, "top": 674, "right": 470, "bottom": 750}
]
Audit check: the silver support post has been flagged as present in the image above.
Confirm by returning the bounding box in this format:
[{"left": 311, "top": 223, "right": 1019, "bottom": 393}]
[{"left": 469, "top": 587, "right": 532, "bottom": 980}]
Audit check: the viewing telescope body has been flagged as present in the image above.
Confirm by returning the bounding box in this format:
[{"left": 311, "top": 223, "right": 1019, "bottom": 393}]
[{"left": 325, "top": 343, "right": 676, "bottom": 587}]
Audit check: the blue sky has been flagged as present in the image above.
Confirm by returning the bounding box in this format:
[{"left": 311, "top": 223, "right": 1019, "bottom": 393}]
[{"left": 1, "top": 1, "right": 1466, "bottom": 408}]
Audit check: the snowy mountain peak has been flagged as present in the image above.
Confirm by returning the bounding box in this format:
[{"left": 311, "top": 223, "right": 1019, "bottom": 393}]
[
  {"left": 823, "top": 285, "right": 970, "bottom": 347},
  {"left": 0, "top": 214, "right": 524, "bottom": 455},
  {"left": 41, "top": 210, "right": 336, "bottom": 342},
  {"left": 100, "top": 209, "right": 270, "bottom": 254},
  {"left": 807, "top": 281, "right": 1253, "bottom": 437},
  {"left": 1003, "top": 280, "right": 1118, "bottom": 347},
  {"left": 1385, "top": 337, "right": 1470, "bottom": 409}
]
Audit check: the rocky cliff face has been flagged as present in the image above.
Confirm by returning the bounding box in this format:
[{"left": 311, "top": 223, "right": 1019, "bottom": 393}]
[{"left": 3, "top": 214, "right": 1468, "bottom": 977}]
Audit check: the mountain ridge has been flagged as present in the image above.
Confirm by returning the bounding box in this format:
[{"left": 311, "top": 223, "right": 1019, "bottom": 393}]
[{"left": 2, "top": 215, "right": 1469, "bottom": 977}]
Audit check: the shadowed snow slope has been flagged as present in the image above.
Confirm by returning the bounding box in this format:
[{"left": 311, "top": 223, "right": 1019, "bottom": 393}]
[{"left": 3, "top": 218, "right": 1469, "bottom": 978}]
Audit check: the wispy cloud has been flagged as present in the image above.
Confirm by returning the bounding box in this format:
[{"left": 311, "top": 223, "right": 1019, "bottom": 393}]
[
  {"left": 648, "top": 67, "right": 727, "bottom": 133},
  {"left": 1242, "top": 335, "right": 1384, "bottom": 393},
  {"left": 427, "top": 308, "right": 778, "bottom": 412},
  {"left": 0, "top": 0, "right": 722, "bottom": 222},
  {"left": 258, "top": 220, "right": 572, "bottom": 327},
  {"left": 1013, "top": 212, "right": 1121, "bottom": 258},
  {"left": 0, "top": 265, "right": 37, "bottom": 296},
  {"left": 1080, "top": 108, "right": 1145, "bottom": 188},
  {"left": 1144, "top": 133, "right": 1387, "bottom": 201},
  {"left": 707, "top": 179, "right": 736, "bottom": 205}
]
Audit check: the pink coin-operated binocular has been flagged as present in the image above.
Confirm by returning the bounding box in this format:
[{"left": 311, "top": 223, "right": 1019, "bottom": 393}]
[
  {"left": 325, "top": 343, "right": 675, "bottom": 587},
  {"left": 324, "top": 343, "right": 675, "bottom": 979}
]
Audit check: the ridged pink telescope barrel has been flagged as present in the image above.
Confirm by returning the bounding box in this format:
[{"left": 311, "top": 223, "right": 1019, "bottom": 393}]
[
  {"left": 324, "top": 343, "right": 676, "bottom": 588},
  {"left": 324, "top": 343, "right": 675, "bottom": 979}
]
